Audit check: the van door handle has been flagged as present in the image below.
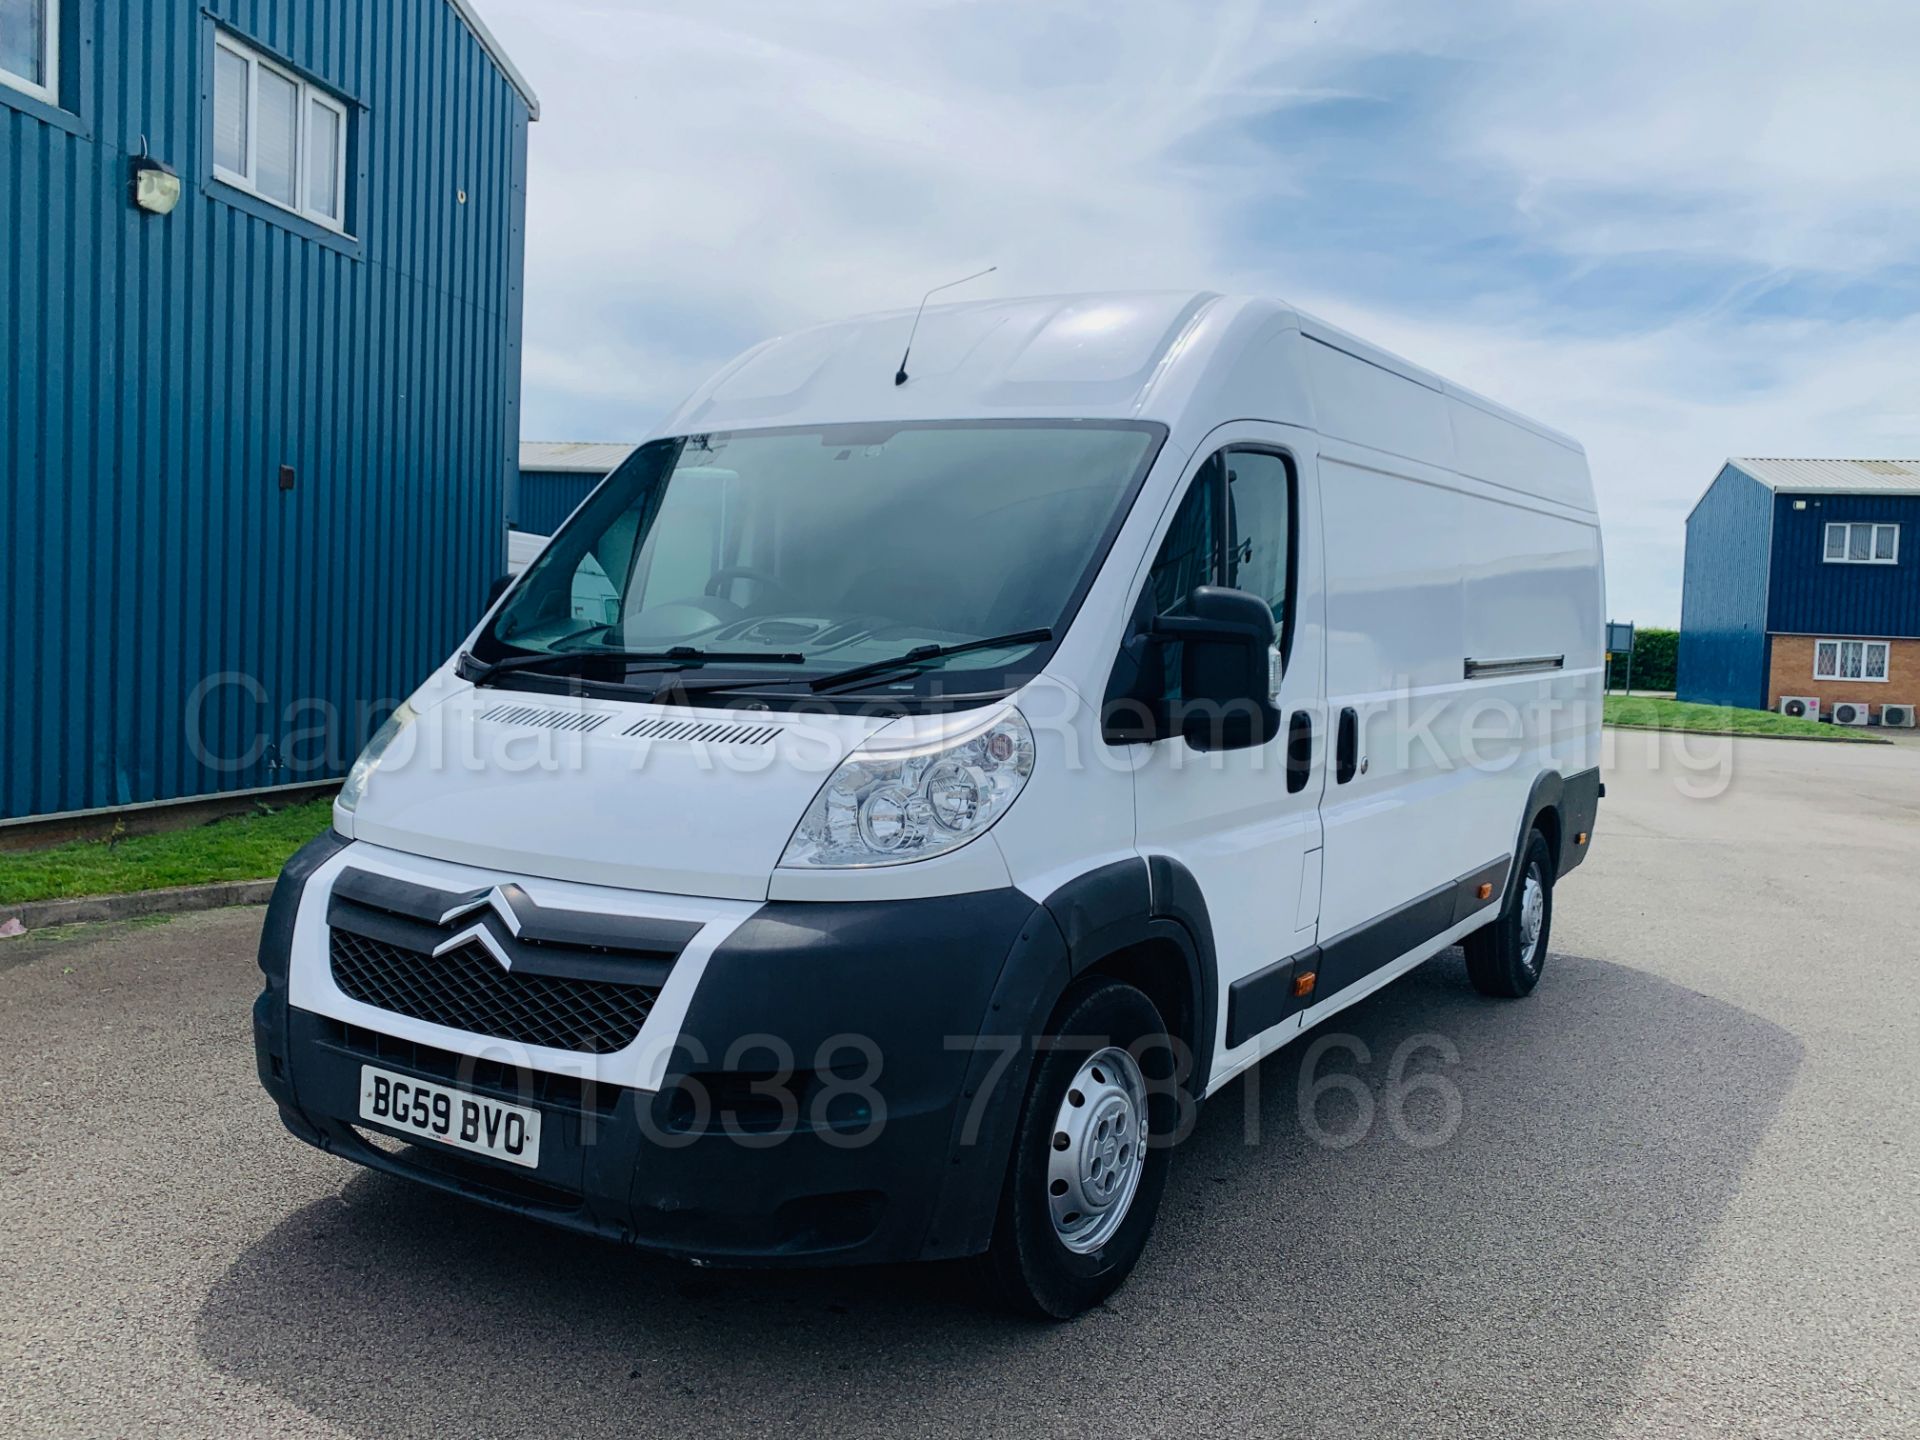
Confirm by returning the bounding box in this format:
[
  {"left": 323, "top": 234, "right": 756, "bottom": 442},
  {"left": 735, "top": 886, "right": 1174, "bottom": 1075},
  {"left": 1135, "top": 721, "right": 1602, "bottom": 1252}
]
[
  {"left": 1286, "top": 710, "right": 1313, "bottom": 794},
  {"left": 1335, "top": 707, "right": 1359, "bottom": 785}
]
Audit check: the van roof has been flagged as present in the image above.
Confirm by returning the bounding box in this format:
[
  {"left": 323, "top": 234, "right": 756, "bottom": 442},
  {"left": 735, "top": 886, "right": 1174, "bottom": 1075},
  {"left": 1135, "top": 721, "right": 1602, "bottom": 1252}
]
[{"left": 654, "top": 291, "right": 1592, "bottom": 512}]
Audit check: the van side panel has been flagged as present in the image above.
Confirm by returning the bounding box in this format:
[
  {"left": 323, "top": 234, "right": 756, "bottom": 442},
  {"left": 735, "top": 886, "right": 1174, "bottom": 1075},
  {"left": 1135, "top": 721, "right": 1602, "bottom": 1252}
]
[
  {"left": 1316, "top": 453, "right": 1489, "bottom": 953},
  {"left": 1312, "top": 440, "right": 1601, "bottom": 1006}
]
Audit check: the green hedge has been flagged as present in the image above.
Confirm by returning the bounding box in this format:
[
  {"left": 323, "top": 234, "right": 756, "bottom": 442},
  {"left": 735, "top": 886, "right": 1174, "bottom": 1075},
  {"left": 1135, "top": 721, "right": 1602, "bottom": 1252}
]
[{"left": 1608, "top": 626, "right": 1676, "bottom": 692}]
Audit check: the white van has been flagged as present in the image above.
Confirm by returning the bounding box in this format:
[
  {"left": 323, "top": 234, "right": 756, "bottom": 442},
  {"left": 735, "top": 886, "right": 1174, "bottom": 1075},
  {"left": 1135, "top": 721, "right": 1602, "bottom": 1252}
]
[{"left": 254, "top": 292, "right": 1604, "bottom": 1318}]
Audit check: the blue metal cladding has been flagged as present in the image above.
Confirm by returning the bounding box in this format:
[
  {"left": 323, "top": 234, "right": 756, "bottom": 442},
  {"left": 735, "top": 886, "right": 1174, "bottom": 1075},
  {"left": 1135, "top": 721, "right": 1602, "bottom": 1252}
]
[
  {"left": 1766, "top": 490, "right": 1920, "bottom": 639},
  {"left": 513, "top": 468, "right": 600, "bottom": 536},
  {"left": 1, "top": 0, "right": 531, "bottom": 820},
  {"left": 1677, "top": 464, "right": 1773, "bottom": 707}
]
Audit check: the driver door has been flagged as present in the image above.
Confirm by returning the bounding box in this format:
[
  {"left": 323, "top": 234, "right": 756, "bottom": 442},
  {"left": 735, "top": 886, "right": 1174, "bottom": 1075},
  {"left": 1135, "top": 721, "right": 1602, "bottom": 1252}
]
[{"left": 1127, "top": 425, "right": 1326, "bottom": 1090}]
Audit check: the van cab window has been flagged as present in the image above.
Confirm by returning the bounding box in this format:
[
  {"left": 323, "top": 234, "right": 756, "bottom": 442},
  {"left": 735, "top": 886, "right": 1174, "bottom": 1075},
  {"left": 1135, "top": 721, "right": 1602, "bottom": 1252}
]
[
  {"left": 1147, "top": 454, "right": 1221, "bottom": 616},
  {"left": 1225, "top": 450, "right": 1292, "bottom": 639},
  {"left": 1135, "top": 447, "right": 1294, "bottom": 708},
  {"left": 482, "top": 422, "right": 1164, "bottom": 699}
]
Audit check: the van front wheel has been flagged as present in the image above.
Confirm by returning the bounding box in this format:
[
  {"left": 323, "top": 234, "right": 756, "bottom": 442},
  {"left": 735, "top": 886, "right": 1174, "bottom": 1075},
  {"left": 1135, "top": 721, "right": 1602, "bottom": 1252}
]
[
  {"left": 988, "top": 978, "right": 1177, "bottom": 1320},
  {"left": 1464, "top": 828, "right": 1554, "bottom": 998}
]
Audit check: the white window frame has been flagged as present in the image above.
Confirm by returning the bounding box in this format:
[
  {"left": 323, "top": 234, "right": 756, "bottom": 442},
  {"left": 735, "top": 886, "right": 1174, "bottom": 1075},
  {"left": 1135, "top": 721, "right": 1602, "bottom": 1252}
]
[
  {"left": 1813, "top": 638, "right": 1892, "bottom": 683},
  {"left": 1822, "top": 521, "right": 1900, "bottom": 565},
  {"left": 1, "top": 0, "right": 59, "bottom": 105},
  {"left": 211, "top": 30, "right": 350, "bottom": 234}
]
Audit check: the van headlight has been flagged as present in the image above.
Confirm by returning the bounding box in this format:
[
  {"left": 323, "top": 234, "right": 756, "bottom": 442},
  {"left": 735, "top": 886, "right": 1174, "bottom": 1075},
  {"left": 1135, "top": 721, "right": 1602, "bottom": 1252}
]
[
  {"left": 780, "top": 706, "right": 1035, "bottom": 868},
  {"left": 336, "top": 699, "right": 420, "bottom": 814}
]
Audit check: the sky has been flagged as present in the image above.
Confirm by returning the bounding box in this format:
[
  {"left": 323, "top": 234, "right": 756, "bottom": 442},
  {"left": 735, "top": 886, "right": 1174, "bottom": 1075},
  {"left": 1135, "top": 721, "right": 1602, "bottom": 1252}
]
[{"left": 481, "top": 0, "right": 1920, "bottom": 624}]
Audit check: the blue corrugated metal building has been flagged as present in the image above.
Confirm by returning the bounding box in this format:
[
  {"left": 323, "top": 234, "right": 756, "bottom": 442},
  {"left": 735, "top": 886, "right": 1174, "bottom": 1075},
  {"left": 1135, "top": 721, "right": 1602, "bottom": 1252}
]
[
  {"left": 1, "top": 0, "right": 537, "bottom": 821},
  {"left": 1678, "top": 459, "right": 1920, "bottom": 721},
  {"left": 513, "top": 440, "right": 633, "bottom": 536}
]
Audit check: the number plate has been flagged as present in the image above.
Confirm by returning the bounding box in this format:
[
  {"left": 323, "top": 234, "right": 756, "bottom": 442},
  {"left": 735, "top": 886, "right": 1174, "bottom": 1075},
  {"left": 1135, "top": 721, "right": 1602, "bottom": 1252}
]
[{"left": 358, "top": 1066, "right": 542, "bottom": 1169}]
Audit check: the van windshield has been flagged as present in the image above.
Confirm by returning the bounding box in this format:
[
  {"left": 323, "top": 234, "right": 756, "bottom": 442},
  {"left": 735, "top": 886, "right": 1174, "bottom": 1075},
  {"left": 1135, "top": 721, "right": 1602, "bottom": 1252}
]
[{"left": 479, "top": 421, "right": 1164, "bottom": 697}]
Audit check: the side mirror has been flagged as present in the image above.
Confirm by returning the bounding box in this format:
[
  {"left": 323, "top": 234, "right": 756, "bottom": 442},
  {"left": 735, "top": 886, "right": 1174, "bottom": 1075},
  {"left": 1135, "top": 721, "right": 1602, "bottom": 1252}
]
[
  {"left": 1156, "top": 586, "right": 1282, "bottom": 752},
  {"left": 486, "top": 573, "right": 514, "bottom": 609}
]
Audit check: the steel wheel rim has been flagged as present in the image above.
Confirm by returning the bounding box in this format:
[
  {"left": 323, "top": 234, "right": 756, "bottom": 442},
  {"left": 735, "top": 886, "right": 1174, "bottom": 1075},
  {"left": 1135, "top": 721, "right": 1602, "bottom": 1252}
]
[
  {"left": 1519, "top": 865, "right": 1546, "bottom": 972},
  {"left": 1046, "top": 1046, "right": 1148, "bottom": 1255}
]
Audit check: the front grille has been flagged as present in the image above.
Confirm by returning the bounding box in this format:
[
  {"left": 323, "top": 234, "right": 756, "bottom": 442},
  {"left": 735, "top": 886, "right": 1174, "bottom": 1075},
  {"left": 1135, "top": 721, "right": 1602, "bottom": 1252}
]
[{"left": 330, "top": 928, "right": 658, "bottom": 1055}]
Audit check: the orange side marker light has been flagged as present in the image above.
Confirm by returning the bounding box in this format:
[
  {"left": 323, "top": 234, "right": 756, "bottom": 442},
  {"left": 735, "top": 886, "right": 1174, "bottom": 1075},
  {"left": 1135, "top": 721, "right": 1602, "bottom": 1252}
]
[
  {"left": 1477, "top": 882, "right": 1494, "bottom": 900},
  {"left": 1293, "top": 971, "right": 1317, "bottom": 998}
]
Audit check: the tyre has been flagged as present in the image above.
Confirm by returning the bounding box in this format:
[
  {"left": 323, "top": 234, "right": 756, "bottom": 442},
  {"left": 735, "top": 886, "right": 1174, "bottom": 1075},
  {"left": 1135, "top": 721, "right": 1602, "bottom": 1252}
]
[
  {"left": 988, "top": 978, "right": 1179, "bottom": 1319},
  {"left": 1463, "top": 827, "right": 1554, "bottom": 998}
]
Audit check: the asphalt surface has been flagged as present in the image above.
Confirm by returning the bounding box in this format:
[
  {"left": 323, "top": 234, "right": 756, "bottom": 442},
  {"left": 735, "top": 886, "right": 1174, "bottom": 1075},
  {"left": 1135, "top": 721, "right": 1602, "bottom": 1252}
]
[{"left": 2, "top": 729, "right": 1915, "bottom": 1437}]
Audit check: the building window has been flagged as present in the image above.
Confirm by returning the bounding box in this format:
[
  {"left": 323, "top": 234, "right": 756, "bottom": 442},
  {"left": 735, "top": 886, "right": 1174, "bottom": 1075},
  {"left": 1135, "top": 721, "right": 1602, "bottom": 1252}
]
[
  {"left": 1, "top": 0, "right": 59, "bottom": 104},
  {"left": 1814, "top": 639, "right": 1891, "bottom": 683},
  {"left": 1823, "top": 521, "right": 1899, "bottom": 564},
  {"left": 212, "top": 31, "right": 349, "bottom": 232}
]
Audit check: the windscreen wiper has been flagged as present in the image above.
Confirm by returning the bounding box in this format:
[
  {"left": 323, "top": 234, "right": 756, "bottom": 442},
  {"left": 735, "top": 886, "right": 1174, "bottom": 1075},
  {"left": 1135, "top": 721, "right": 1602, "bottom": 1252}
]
[
  {"left": 806, "top": 628, "right": 1053, "bottom": 694},
  {"left": 462, "top": 646, "right": 806, "bottom": 687}
]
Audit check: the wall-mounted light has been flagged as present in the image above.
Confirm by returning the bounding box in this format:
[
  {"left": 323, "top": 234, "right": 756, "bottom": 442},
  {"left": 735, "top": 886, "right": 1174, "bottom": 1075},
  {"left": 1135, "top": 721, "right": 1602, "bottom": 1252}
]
[{"left": 130, "top": 155, "right": 182, "bottom": 216}]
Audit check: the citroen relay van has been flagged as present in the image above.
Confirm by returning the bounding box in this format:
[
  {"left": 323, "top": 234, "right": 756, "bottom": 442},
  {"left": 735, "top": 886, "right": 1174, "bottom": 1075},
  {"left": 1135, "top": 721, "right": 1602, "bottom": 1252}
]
[{"left": 254, "top": 292, "right": 1604, "bottom": 1318}]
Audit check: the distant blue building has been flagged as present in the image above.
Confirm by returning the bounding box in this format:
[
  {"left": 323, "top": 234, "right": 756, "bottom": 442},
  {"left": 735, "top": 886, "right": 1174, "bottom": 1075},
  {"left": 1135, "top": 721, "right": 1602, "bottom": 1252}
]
[
  {"left": 1678, "top": 459, "right": 1920, "bottom": 722},
  {"left": 1, "top": 0, "right": 537, "bottom": 821},
  {"left": 513, "top": 441, "right": 635, "bottom": 535}
]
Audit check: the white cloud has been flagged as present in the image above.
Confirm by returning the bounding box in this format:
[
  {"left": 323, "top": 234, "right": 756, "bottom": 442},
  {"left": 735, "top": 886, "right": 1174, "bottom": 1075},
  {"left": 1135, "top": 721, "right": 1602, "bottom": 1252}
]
[
  {"left": 480, "top": 0, "right": 1920, "bottom": 621},
  {"left": 1454, "top": 0, "right": 1920, "bottom": 273}
]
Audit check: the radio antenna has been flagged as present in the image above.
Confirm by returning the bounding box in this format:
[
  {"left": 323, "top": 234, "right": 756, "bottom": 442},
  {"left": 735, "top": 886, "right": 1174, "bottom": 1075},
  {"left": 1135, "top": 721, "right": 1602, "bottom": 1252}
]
[{"left": 894, "top": 265, "right": 997, "bottom": 386}]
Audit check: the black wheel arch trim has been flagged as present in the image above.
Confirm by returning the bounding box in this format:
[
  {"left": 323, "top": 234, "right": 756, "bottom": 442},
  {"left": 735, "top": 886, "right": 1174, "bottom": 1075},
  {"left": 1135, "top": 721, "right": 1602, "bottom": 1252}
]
[
  {"left": 1511, "top": 765, "right": 1601, "bottom": 885},
  {"left": 927, "top": 858, "right": 1220, "bottom": 1257},
  {"left": 1024, "top": 856, "right": 1221, "bottom": 1101},
  {"left": 1142, "top": 854, "right": 1220, "bottom": 1094},
  {"left": 1556, "top": 766, "right": 1602, "bottom": 878}
]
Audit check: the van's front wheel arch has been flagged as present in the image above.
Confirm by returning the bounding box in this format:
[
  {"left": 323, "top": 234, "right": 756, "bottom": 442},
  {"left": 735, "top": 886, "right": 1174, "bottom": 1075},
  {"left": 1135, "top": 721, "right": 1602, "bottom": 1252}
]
[
  {"left": 1463, "top": 827, "right": 1554, "bottom": 998},
  {"left": 988, "top": 977, "right": 1179, "bottom": 1319}
]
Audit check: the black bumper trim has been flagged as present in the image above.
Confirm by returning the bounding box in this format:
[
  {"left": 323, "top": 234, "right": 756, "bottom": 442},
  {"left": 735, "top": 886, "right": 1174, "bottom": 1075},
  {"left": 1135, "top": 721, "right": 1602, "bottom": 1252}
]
[{"left": 258, "top": 879, "right": 1055, "bottom": 1267}]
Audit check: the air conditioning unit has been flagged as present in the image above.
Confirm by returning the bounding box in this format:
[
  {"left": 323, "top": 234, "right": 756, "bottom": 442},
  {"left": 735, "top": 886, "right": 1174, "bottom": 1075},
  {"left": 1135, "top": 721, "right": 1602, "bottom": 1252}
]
[
  {"left": 1881, "top": 704, "right": 1917, "bottom": 728},
  {"left": 1779, "top": 696, "right": 1821, "bottom": 721},
  {"left": 1831, "top": 700, "right": 1872, "bottom": 726}
]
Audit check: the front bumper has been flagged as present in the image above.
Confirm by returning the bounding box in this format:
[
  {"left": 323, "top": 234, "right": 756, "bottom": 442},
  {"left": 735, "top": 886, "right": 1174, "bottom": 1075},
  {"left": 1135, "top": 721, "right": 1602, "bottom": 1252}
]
[{"left": 254, "top": 835, "right": 1069, "bottom": 1266}]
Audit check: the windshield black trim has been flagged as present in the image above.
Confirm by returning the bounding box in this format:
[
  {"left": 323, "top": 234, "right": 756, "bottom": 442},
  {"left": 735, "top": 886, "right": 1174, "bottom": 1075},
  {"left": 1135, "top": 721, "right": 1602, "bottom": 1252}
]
[
  {"left": 471, "top": 418, "right": 1170, "bottom": 713},
  {"left": 467, "top": 666, "right": 1030, "bottom": 718}
]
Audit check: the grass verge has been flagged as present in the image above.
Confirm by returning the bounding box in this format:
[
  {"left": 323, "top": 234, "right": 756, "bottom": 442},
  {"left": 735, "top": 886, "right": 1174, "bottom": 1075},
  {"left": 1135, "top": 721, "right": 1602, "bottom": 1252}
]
[
  {"left": 0, "top": 799, "right": 333, "bottom": 907},
  {"left": 1604, "top": 695, "right": 1887, "bottom": 742}
]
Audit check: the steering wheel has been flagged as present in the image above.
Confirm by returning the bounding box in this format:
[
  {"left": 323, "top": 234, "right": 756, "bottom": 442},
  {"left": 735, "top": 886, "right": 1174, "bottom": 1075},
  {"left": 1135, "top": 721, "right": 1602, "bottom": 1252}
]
[{"left": 704, "top": 565, "right": 789, "bottom": 604}]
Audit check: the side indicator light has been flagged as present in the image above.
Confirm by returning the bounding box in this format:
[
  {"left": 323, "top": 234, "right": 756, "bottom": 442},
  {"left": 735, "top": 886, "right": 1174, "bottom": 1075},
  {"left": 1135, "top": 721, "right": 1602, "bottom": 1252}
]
[
  {"left": 1477, "top": 882, "right": 1494, "bottom": 900},
  {"left": 1576, "top": 832, "right": 1589, "bottom": 845},
  {"left": 1293, "top": 971, "right": 1317, "bottom": 998}
]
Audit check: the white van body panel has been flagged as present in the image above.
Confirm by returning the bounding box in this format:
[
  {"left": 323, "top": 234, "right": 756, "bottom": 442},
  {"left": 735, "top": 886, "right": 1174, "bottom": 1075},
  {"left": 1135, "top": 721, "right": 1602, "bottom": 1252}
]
[
  {"left": 1126, "top": 422, "right": 1330, "bottom": 1080},
  {"left": 348, "top": 684, "right": 897, "bottom": 901},
  {"left": 1313, "top": 445, "right": 1602, "bottom": 958}
]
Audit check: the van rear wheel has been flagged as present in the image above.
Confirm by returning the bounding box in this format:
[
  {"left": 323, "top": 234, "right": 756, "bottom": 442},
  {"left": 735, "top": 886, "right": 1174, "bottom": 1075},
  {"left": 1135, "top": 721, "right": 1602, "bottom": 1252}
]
[
  {"left": 1464, "top": 828, "right": 1554, "bottom": 998},
  {"left": 988, "top": 978, "right": 1177, "bottom": 1320}
]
